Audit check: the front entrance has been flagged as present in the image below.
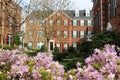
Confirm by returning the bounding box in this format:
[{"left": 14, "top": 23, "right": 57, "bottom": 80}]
[{"left": 49, "top": 40, "right": 55, "bottom": 51}]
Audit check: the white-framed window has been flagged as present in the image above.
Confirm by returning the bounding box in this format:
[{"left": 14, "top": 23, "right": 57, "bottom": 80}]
[
  {"left": 80, "top": 31, "right": 85, "bottom": 38},
  {"left": 28, "top": 41, "right": 33, "bottom": 48},
  {"left": 50, "top": 20, "right": 53, "bottom": 26},
  {"left": 37, "top": 30, "right": 45, "bottom": 37},
  {"left": 42, "top": 20, "right": 46, "bottom": 26},
  {"left": 80, "top": 20, "right": 84, "bottom": 26},
  {"left": 37, "top": 20, "right": 42, "bottom": 26},
  {"left": 73, "top": 43, "right": 77, "bottom": 49},
  {"left": 57, "top": 19, "right": 61, "bottom": 25},
  {"left": 28, "top": 31, "right": 33, "bottom": 37},
  {"left": 64, "top": 43, "right": 67, "bottom": 49},
  {"left": 86, "top": 9, "right": 90, "bottom": 17},
  {"left": 57, "top": 31, "right": 61, "bottom": 38},
  {"left": 64, "top": 20, "right": 68, "bottom": 26},
  {"left": 72, "top": 20, "right": 77, "bottom": 26},
  {"left": 87, "top": 20, "right": 92, "bottom": 26},
  {"left": 88, "top": 31, "right": 92, "bottom": 35},
  {"left": 8, "top": 17, "right": 13, "bottom": 29},
  {"left": 29, "top": 20, "right": 34, "bottom": 26},
  {"left": 36, "top": 41, "right": 44, "bottom": 49},
  {"left": 64, "top": 30, "right": 68, "bottom": 38},
  {"left": 56, "top": 43, "right": 60, "bottom": 48},
  {"left": 72, "top": 31, "right": 77, "bottom": 38}
]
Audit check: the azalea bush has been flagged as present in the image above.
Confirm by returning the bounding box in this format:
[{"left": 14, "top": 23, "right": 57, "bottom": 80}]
[
  {"left": 0, "top": 44, "right": 120, "bottom": 80},
  {"left": 0, "top": 49, "right": 66, "bottom": 80},
  {"left": 68, "top": 44, "right": 120, "bottom": 80}
]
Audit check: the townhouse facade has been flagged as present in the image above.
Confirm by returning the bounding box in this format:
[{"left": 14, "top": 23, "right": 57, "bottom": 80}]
[
  {"left": 25, "top": 10, "right": 93, "bottom": 52},
  {"left": 92, "top": 0, "right": 120, "bottom": 34},
  {"left": 0, "top": 0, "right": 21, "bottom": 45}
]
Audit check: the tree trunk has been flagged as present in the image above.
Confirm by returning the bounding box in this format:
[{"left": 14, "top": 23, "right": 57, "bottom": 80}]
[{"left": 46, "top": 38, "right": 50, "bottom": 53}]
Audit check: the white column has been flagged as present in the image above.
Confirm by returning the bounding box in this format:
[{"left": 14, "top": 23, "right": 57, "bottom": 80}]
[{"left": 8, "top": 35, "right": 11, "bottom": 46}]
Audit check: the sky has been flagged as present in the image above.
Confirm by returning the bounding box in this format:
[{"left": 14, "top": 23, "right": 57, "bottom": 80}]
[
  {"left": 23, "top": 0, "right": 93, "bottom": 10},
  {"left": 71, "top": 0, "right": 93, "bottom": 10}
]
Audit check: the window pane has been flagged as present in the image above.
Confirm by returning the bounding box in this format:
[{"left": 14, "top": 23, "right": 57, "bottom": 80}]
[
  {"left": 28, "top": 31, "right": 33, "bottom": 37},
  {"left": 29, "top": 20, "right": 34, "bottom": 26},
  {"left": 72, "top": 31, "right": 77, "bottom": 38},
  {"left": 64, "top": 20, "right": 68, "bottom": 26},
  {"left": 88, "top": 20, "right": 91, "bottom": 26},
  {"left": 56, "top": 43, "right": 60, "bottom": 48},
  {"left": 37, "top": 20, "right": 42, "bottom": 26},
  {"left": 80, "top": 31, "right": 84, "bottom": 38},
  {"left": 28, "top": 42, "right": 32, "bottom": 48},
  {"left": 73, "top": 20, "right": 77, "bottom": 26},
  {"left": 57, "top": 20, "right": 60, "bottom": 25},
  {"left": 37, "top": 41, "right": 44, "bottom": 49},
  {"left": 73, "top": 43, "right": 77, "bottom": 48},
  {"left": 50, "top": 20, "right": 53, "bottom": 26},
  {"left": 64, "top": 31, "right": 68, "bottom": 38},
  {"left": 37, "top": 30, "right": 44, "bottom": 37},
  {"left": 57, "top": 31, "right": 61, "bottom": 38},
  {"left": 80, "top": 20, "right": 84, "bottom": 26},
  {"left": 64, "top": 43, "right": 67, "bottom": 49},
  {"left": 88, "top": 31, "right": 92, "bottom": 35}
]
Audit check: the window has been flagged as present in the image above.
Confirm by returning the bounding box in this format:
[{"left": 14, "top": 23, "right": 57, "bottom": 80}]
[
  {"left": 64, "top": 20, "right": 68, "bottom": 26},
  {"left": 57, "top": 19, "right": 60, "bottom": 25},
  {"left": 37, "top": 30, "right": 45, "bottom": 37},
  {"left": 37, "top": 20, "right": 42, "bottom": 26},
  {"left": 29, "top": 20, "right": 34, "bottom": 26},
  {"left": 28, "top": 42, "right": 32, "bottom": 48},
  {"left": 36, "top": 41, "right": 44, "bottom": 49},
  {"left": 50, "top": 20, "right": 53, "bottom": 26},
  {"left": 64, "top": 43, "right": 67, "bottom": 50},
  {"left": 87, "top": 20, "right": 92, "bottom": 26},
  {"left": 72, "top": 20, "right": 77, "bottom": 26},
  {"left": 56, "top": 43, "right": 60, "bottom": 49},
  {"left": 64, "top": 31, "right": 68, "bottom": 38},
  {"left": 57, "top": 31, "right": 61, "bottom": 38},
  {"left": 80, "top": 31, "right": 84, "bottom": 38},
  {"left": 80, "top": 20, "right": 84, "bottom": 26},
  {"left": 86, "top": 9, "right": 90, "bottom": 17},
  {"left": 72, "top": 31, "right": 77, "bottom": 38},
  {"left": 8, "top": 17, "right": 13, "bottom": 29},
  {"left": 88, "top": 31, "right": 92, "bottom": 35},
  {"left": 42, "top": 20, "right": 46, "bottom": 26},
  {"left": 113, "top": 0, "right": 117, "bottom": 16},
  {"left": 28, "top": 31, "right": 33, "bottom": 37},
  {"left": 73, "top": 43, "right": 77, "bottom": 49}
]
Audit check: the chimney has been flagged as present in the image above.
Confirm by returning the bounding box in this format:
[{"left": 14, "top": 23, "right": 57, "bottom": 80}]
[{"left": 75, "top": 9, "right": 79, "bottom": 17}]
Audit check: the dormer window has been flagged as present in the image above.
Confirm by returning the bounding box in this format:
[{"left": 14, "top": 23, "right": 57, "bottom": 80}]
[
  {"left": 85, "top": 9, "right": 90, "bottom": 17},
  {"left": 75, "top": 9, "right": 79, "bottom": 17}
]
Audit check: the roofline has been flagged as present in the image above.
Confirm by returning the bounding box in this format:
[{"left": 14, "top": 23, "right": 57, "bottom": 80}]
[{"left": 45, "top": 10, "right": 72, "bottom": 21}]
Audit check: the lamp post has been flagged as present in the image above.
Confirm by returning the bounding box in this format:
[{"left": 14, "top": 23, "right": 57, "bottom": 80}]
[{"left": 101, "top": 0, "right": 103, "bottom": 31}]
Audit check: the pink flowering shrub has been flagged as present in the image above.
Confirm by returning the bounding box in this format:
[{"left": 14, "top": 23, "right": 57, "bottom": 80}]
[
  {"left": 0, "top": 44, "right": 120, "bottom": 80},
  {"left": 68, "top": 44, "right": 120, "bottom": 80},
  {"left": 0, "top": 49, "right": 66, "bottom": 80}
]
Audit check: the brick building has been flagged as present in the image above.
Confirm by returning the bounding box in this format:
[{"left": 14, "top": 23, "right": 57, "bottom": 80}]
[
  {"left": 25, "top": 10, "right": 93, "bottom": 52},
  {"left": 92, "top": 0, "right": 120, "bottom": 34},
  {"left": 0, "top": 0, "right": 21, "bottom": 45}
]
